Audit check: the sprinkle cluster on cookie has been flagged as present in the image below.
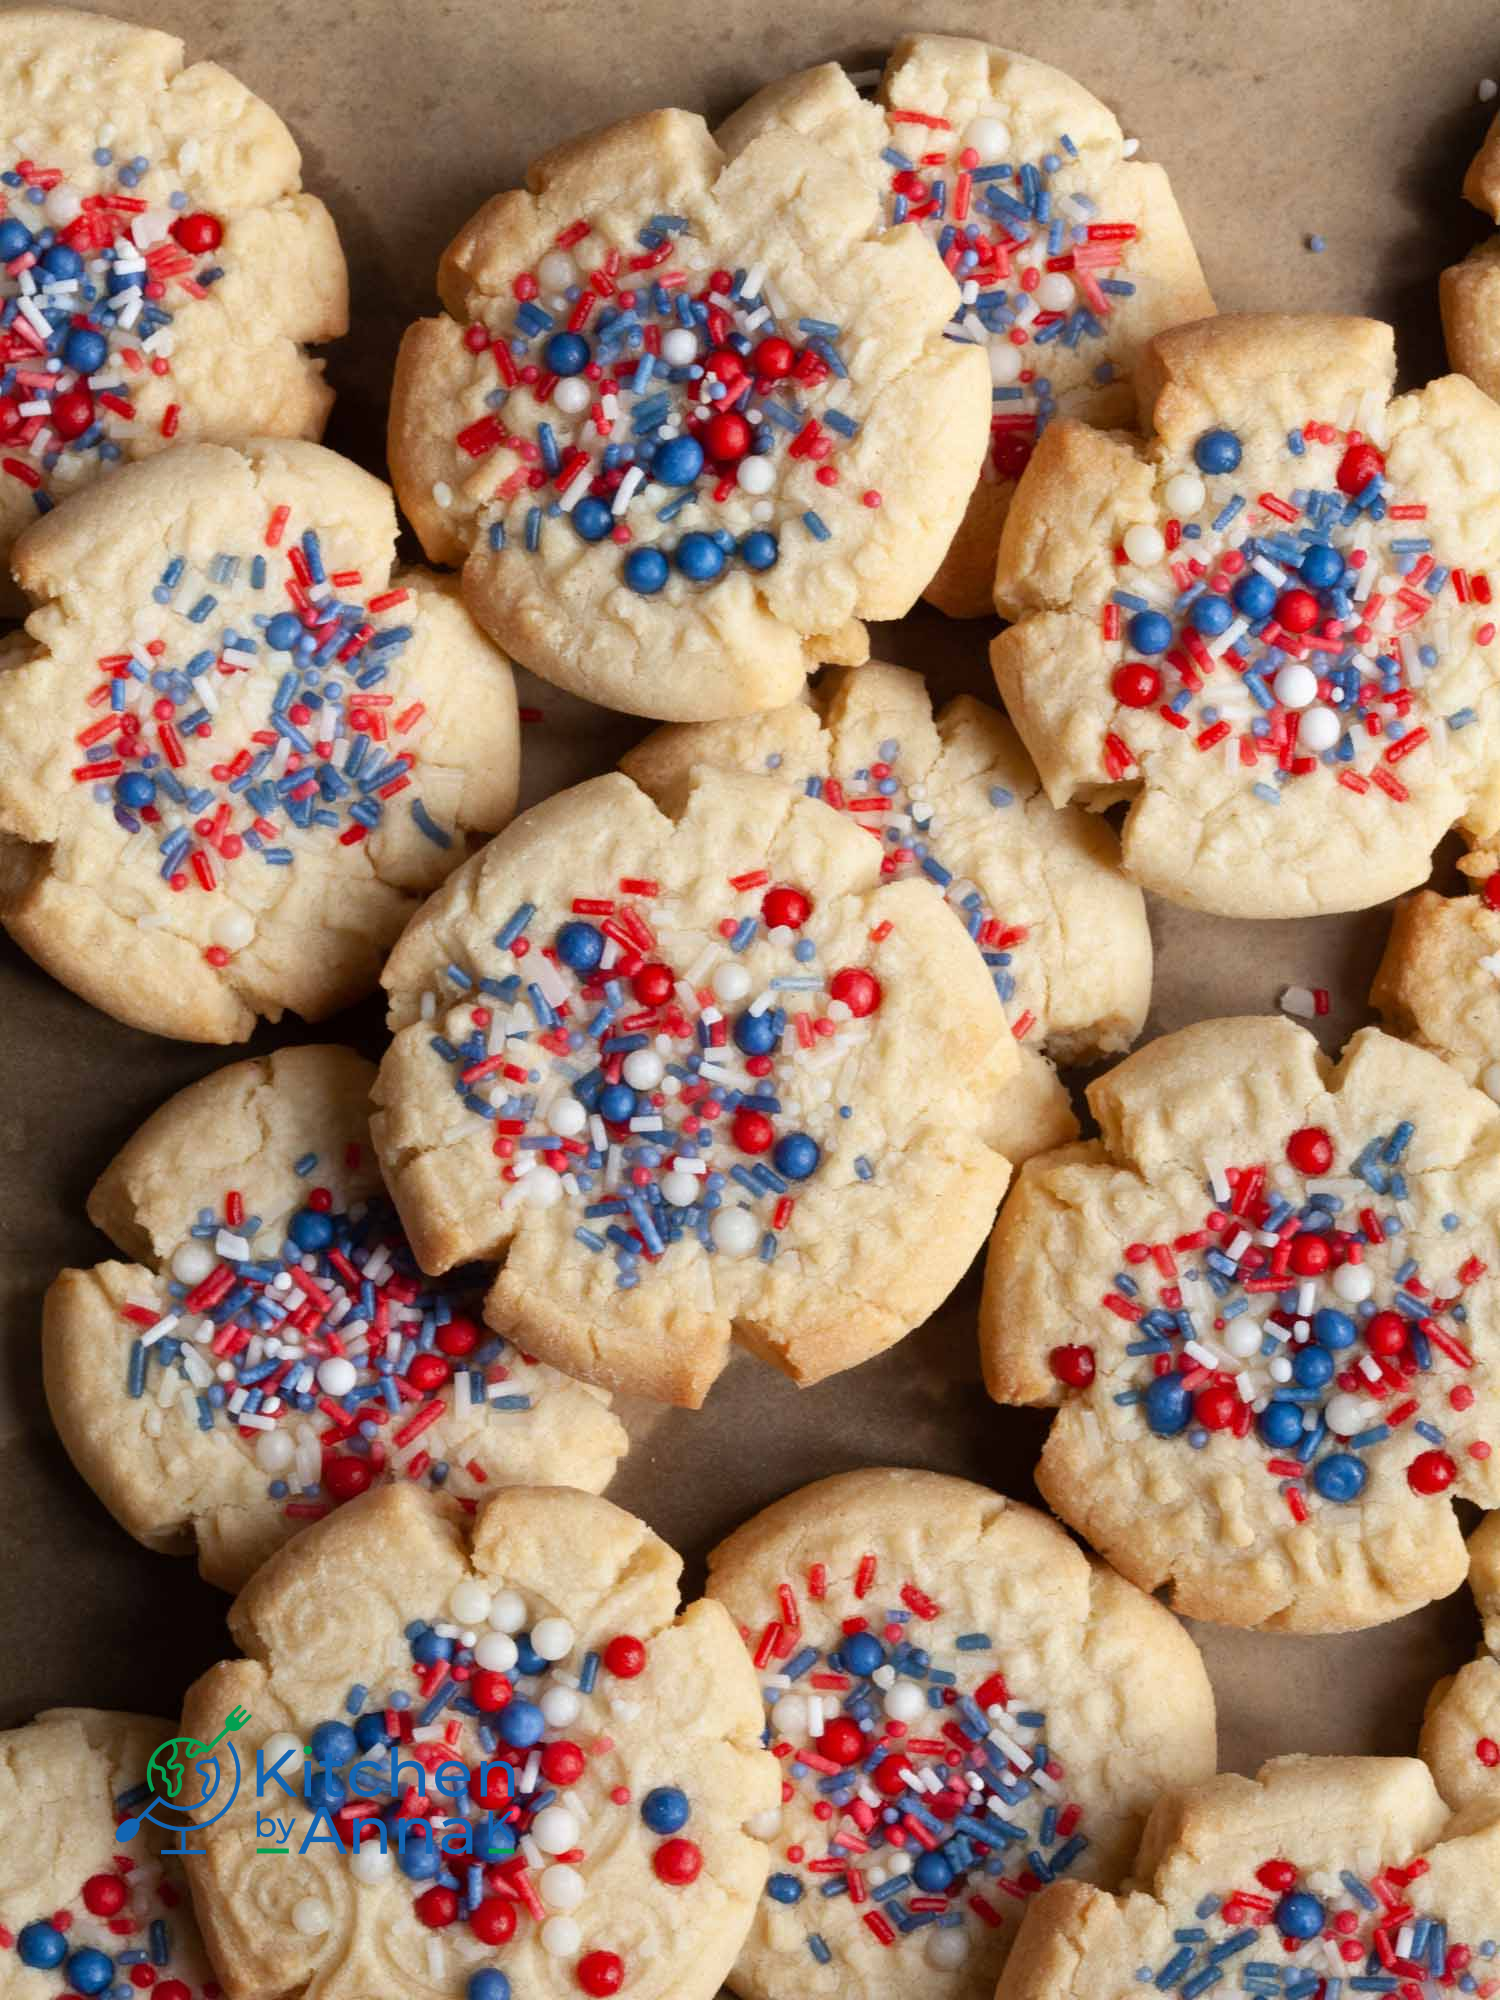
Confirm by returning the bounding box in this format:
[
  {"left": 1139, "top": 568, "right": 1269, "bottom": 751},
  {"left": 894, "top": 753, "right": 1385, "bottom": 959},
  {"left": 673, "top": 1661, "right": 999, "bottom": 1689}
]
[{"left": 8, "top": 1848, "right": 211, "bottom": 2000}]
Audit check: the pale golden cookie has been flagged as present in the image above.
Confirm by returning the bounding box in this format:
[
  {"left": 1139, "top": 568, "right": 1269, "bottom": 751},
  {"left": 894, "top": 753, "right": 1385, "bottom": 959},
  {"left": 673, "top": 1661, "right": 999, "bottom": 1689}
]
[
  {"left": 1372, "top": 884, "right": 1500, "bottom": 1099},
  {"left": 0, "top": 8, "right": 346, "bottom": 606},
  {"left": 42, "top": 1044, "right": 626, "bottom": 1592},
  {"left": 704, "top": 1468, "right": 1215, "bottom": 2000},
  {"left": 372, "top": 767, "right": 1013, "bottom": 1408},
  {"left": 387, "top": 105, "right": 989, "bottom": 720},
  {"left": 180, "top": 1483, "right": 777, "bottom": 2000},
  {"left": 1441, "top": 114, "right": 1500, "bottom": 402},
  {"left": 995, "top": 1756, "right": 1499, "bottom": 2000},
  {"left": 0, "top": 439, "right": 519, "bottom": 1041},
  {"left": 982, "top": 1016, "right": 1500, "bottom": 1632},
  {"left": 621, "top": 659, "right": 1152, "bottom": 1164},
  {"left": 992, "top": 313, "right": 1500, "bottom": 916},
  {"left": 717, "top": 35, "right": 1213, "bottom": 617},
  {"left": 1420, "top": 1516, "right": 1500, "bottom": 1813}
]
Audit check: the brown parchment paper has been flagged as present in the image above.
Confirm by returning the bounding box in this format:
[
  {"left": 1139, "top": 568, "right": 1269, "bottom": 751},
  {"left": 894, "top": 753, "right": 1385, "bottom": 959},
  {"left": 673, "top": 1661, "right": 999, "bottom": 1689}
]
[{"left": 1, "top": 0, "right": 1493, "bottom": 1792}]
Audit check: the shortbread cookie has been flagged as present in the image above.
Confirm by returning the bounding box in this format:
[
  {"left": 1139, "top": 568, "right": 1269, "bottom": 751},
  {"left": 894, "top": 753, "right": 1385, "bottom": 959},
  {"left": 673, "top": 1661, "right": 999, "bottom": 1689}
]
[
  {"left": 1372, "top": 886, "right": 1500, "bottom": 1099},
  {"left": 0, "top": 9, "right": 346, "bottom": 601},
  {"left": 1420, "top": 1517, "right": 1500, "bottom": 1812},
  {"left": 373, "top": 768, "right": 1014, "bottom": 1407},
  {"left": 1441, "top": 116, "right": 1500, "bottom": 403},
  {"left": 2, "top": 1707, "right": 218, "bottom": 2000},
  {"left": 982, "top": 1016, "right": 1500, "bottom": 1632},
  {"left": 621, "top": 660, "right": 1153, "bottom": 1164},
  {"left": 717, "top": 36, "right": 1213, "bottom": 618},
  {"left": 994, "top": 1755, "right": 1499, "bottom": 2000},
  {"left": 0, "top": 439, "right": 519, "bottom": 1041},
  {"left": 43, "top": 1045, "right": 626, "bottom": 1592},
  {"left": 992, "top": 313, "right": 1500, "bottom": 916},
  {"left": 180, "top": 1482, "right": 777, "bottom": 2000},
  {"left": 704, "top": 1468, "right": 1216, "bottom": 2000},
  {"left": 387, "top": 105, "right": 989, "bottom": 721}
]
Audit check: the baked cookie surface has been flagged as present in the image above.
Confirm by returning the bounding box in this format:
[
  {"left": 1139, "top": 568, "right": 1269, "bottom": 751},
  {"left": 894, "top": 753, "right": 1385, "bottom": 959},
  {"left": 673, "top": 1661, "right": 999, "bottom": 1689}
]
[
  {"left": 0, "top": 439, "right": 519, "bottom": 1041},
  {"left": 43, "top": 1044, "right": 626, "bottom": 1593},
  {"left": 717, "top": 35, "right": 1213, "bottom": 617},
  {"left": 180, "top": 1482, "right": 777, "bottom": 2000},
  {"left": 0, "top": 7, "right": 346, "bottom": 598},
  {"left": 1420, "top": 1516, "right": 1500, "bottom": 1813},
  {"left": 981, "top": 1016, "right": 1500, "bottom": 1632},
  {"left": 1441, "top": 113, "right": 1500, "bottom": 403},
  {"left": 994, "top": 1755, "right": 1499, "bottom": 2000},
  {"left": 620, "top": 659, "right": 1152, "bottom": 1164},
  {"left": 387, "top": 105, "right": 989, "bottom": 720},
  {"left": 992, "top": 313, "right": 1500, "bottom": 916},
  {"left": 704, "top": 1468, "right": 1215, "bottom": 2000},
  {"left": 2, "top": 1707, "right": 218, "bottom": 2000},
  {"left": 372, "top": 767, "right": 1013, "bottom": 1407},
  {"left": 1372, "top": 884, "right": 1500, "bottom": 1099}
]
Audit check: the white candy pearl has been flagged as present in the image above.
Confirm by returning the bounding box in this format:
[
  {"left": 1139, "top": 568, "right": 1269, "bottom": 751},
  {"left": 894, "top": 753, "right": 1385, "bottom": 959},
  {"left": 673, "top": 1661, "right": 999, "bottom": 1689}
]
[
  {"left": 261, "top": 1732, "right": 304, "bottom": 1774},
  {"left": 550, "top": 1097, "right": 588, "bottom": 1138},
  {"left": 255, "top": 1429, "right": 295, "bottom": 1475},
  {"left": 1273, "top": 663, "right": 1319, "bottom": 711},
  {"left": 712, "top": 1206, "right": 759, "bottom": 1256},
  {"left": 349, "top": 1843, "right": 393, "bottom": 1884},
  {"left": 475, "top": 1632, "right": 518, "bottom": 1673},
  {"left": 1325, "top": 1393, "right": 1368, "bottom": 1438},
  {"left": 212, "top": 907, "right": 255, "bottom": 951},
  {"left": 1122, "top": 524, "right": 1166, "bottom": 569},
  {"left": 553, "top": 377, "right": 592, "bottom": 416},
  {"left": 171, "top": 1240, "right": 217, "bottom": 1285},
  {"left": 988, "top": 342, "right": 1022, "bottom": 386},
  {"left": 540, "top": 1864, "right": 586, "bottom": 1910},
  {"left": 292, "top": 1898, "right": 330, "bottom": 1936},
  {"left": 1298, "top": 704, "right": 1341, "bottom": 753},
  {"left": 449, "top": 1580, "right": 492, "bottom": 1627},
  {"left": 1333, "top": 1264, "right": 1373, "bottom": 1304},
  {"left": 531, "top": 1616, "right": 574, "bottom": 1661},
  {"left": 770, "top": 1694, "right": 809, "bottom": 1737},
  {"left": 317, "top": 1357, "right": 357, "bottom": 1397},
  {"left": 661, "top": 327, "right": 698, "bottom": 367},
  {"left": 737, "top": 455, "right": 774, "bottom": 495},
  {"left": 541, "top": 1916, "right": 582, "bottom": 1958},
  {"left": 623, "top": 1049, "right": 664, "bottom": 1090},
  {"left": 522, "top": 1165, "right": 563, "bottom": 1207},
  {"left": 488, "top": 1589, "right": 528, "bottom": 1633},
  {"left": 926, "top": 1928, "right": 972, "bottom": 1970},
  {"left": 1485, "top": 1062, "right": 1500, "bottom": 1104},
  {"left": 532, "top": 1805, "right": 580, "bottom": 1854},
  {"left": 962, "top": 115, "right": 1010, "bottom": 158},
  {"left": 1164, "top": 471, "right": 1206, "bottom": 518},
  {"left": 1223, "top": 1316, "right": 1263, "bottom": 1360},
  {"left": 44, "top": 188, "right": 82, "bottom": 228},
  {"left": 660, "top": 1171, "right": 699, "bottom": 1208},
  {"left": 882, "top": 1681, "right": 926, "bottom": 1725},
  {"left": 538, "top": 250, "right": 578, "bottom": 292},
  {"left": 745, "top": 1806, "right": 782, "bottom": 1840},
  {"left": 1035, "top": 272, "right": 1075, "bottom": 312},
  {"left": 712, "top": 962, "right": 752, "bottom": 1003},
  {"left": 541, "top": 1686, "right": 581, "bottom": 1728}
]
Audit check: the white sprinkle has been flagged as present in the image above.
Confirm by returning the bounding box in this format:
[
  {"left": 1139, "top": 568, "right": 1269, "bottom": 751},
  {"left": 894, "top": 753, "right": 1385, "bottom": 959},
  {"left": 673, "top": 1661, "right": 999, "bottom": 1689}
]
[{"left": 1481, "top": 77, "right": 1498, "bottom": 101}]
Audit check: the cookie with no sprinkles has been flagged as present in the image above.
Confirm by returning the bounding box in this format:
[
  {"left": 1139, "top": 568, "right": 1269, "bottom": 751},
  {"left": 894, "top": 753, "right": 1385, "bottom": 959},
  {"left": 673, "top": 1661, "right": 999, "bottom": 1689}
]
[
  {"left": 372, "top": 766, "right": 1014, "bottom": 1407},
  {"left": 43, "top": 1044, "right": 626, "bottom": 1592},
  {"left": 0, "top": 439, "right": 519, "bottom": 1041},
  {"left": 992, "top": 313, "right": 1500, "bottom": 916},
  {"left": 717, "top": 34, "right": 1213, "bottom": 617},
  {"left": 179, "top": 1483, "right": 777, "bottom": 2000},
  {"left": 1372, "top": 884, "right": 1500, "bottom": 1103},
  {"left": 1419, "top": 1515, "right": 1500, "bottom": 1813},
  {"left": 982, "top": 1016, "right": 1500, "bottom": 1632},
  {"left": 388, "top": 104, "right": 990, "bottom": 720},
  {"left": 994, "top": 1756, "right": 1500, "bottom": 2000},
  {"left": 0, "top": 8, "right": 347, "bottom": 605},
  {"left": 704, "top": 1468, "right": 1215, "bottom": 2000},
  {"left": 1441, "top": 108, "right": 1500, "bottom": 404},
  {"left": 621, "top": 659, "right": 1152, "bottom": 1166}
]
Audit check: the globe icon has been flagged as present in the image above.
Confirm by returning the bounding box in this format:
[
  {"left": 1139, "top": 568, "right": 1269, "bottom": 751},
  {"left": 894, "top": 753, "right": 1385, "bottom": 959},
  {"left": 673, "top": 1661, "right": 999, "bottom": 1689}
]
[{"left": 146, "top": 1738, "right": 225, "bottom": 1817}]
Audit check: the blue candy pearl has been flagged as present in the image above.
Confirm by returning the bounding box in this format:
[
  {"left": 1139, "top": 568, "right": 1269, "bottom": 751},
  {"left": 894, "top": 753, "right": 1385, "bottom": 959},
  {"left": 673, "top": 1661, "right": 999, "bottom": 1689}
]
[
  {"left": 766, "top": 1873, "right": 804, "bottom": 1905},
  {"left": 495, "top": 1698, "right": 544, "bottom": 1748},
  {"left": 1193, "top": 427, "right": 1242, "bottom": 474},
  {"left": 542, "top": 331, "right": 589, "bottom": 377},
  {"left": 1231, "top": 572, "right": 1277, "bottom": 620},
  {"left": 42, "top": 243, "right": 82, "bottom": 279},
  {"left": 1312, "top": 1453, "right": 1368, "bottom": 1503},
  {"left": 265, "top": 611, "right": 304, "bottom": 650},
  {"left": 1300, "top": 543, "right": 1343, "bottom": 589},
  {"left": 468, "top": 1973, "right": 511, "bottom": 2000},
  {"left": 1144, "top": 1373, "right": 1193, "bottom": 1437},
  {"left": 305, "top": 1767, "right": 345, "bottom": 1810},
  {"left": 641, "top": 1785, "right": 690, "bottom": 1834},
  {"left": 310, "top": 1720, "right": 358, "bottom": 1768},
  {"left": 653, "top": 435, "right": 705, "bottom": 486},
  {"left": 115, "top": 772, "right": 157, "bottom": 809},
  {"left": 354, "top": 1712, "right": 389, "bottom": 1752},
  {"left": 623, "top": 547, "right": 670, "bottom": 595},
  {"left": 473, "top": 1817, "right": 515, "bottom": 1862},
  {"left": 1275, "top": 1891, "right": 1325, "bottom": 1939},
  {"left": 398, "top": 1837, "right": 442, "bottom": 1880},
  {"left": 733, "top": 1011, "right": 778, "bottom": 1057},
  {"left": 1127, "top": 609, "right": 1172, "bottom": 655},
  {"left": 65, "top": 1951, "right": 114, "bottom": 1996},
  {"left": 740, "top": 530, "right": 779, "bottom": 571},
  {"left": 597, "top": 1083, "right": 637, "bottom": 1124},
  {"left": 772, "top": 1132, "right": 820, "bottom": 1181},
  {"left": 1257, "top": 1400, "right": 1305, "bottom": 1450},
  {"left": 571, "top": 495, "right": 613, "bottom": 543},
  {"left": 675, "top": 531, "right": 725, "bottom": 582},
  {"left": 1292, "top": 1345, "right": 1334, "bottom": 1389},
  {"left": 17, "top": 1924, "right": 67, "bottom": 1970},
  {"left": 555, "top": 920, "right": 605, "bottom": 973},
  {"left": 411, "top": 1629, "right": 453, "bottom": 1665},
  {"left": 1189, "top": 593, "right": 1233, "bottom": 637},
  {"left": 513, "top": 1633, "right": 547, "bottom": 1677},
  {"left": 841, "top": 1631, "right": 884, "bottom": 1677},
  {"left": 0, "top": 218, "right": 34, "bottom": 259},
  {"left": 63, "top": 327, "right": 109, "bottom": 375},
  {"left": 1313, "top": 1307, "right": 1357, "bottom": 1351},
  {"left": 287, "top": 1207, "right": 335, "bottom": 1252},
  {"left": 912, "top": 1850, "right": 955, "bottom": 1893}
]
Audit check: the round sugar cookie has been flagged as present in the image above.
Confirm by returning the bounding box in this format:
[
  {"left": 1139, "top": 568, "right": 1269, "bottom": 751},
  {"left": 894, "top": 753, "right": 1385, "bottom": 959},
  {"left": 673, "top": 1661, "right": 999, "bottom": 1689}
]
[
  {"left": 43, "top": 1044, "right": 626, "bottom": 1593},
  {"left": 1420, "top": 1516, "right": 1500, "bottom": 1812},
  {"left": 991, "top": 313, "right": 1500, "bottom": 916},
  {"left": 704, "top": 1468, "right": 1216, "bottom": 2000},
  {"left": 0, "top": 8, "right": 346, "bottom": 602},
  {"left": 620, "top": 659, "right": 1152, "bottom": 1165},
  {"left": 1441, "top": 111, "right": 1500, "bottom": 403},
  {"left": 387, "top": 104, "right": 989, "bottom": 721},
  {"left": 981, "top": 1015, "right": 1500, "bottom": 1633},
  {"left": 1, "top": 1707, "right": 218, "bottom": 2000},
  {"left": 993, "top": 1756, "right": 1497, "bottom": 2000},
  {"left": 0, "top": 439, "right": 520, "bottom": 1042},
  {"left": 179, "top": 1482, "right": 777, "bottom": 2000},
  {"left": 716, "top": 35, "right": 1213, "bottom": 618},
  {"left": 372, "top": 767, "right": 1014, "bottom": 1408}
]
